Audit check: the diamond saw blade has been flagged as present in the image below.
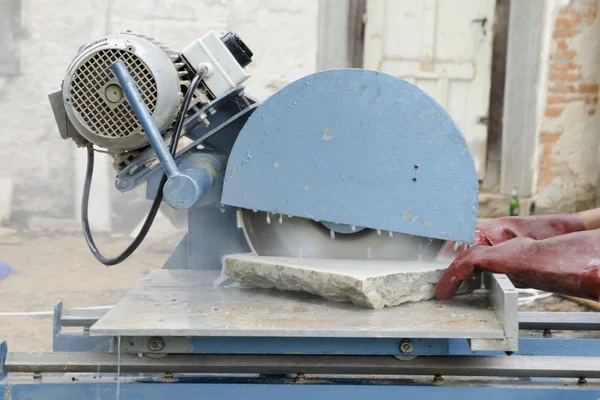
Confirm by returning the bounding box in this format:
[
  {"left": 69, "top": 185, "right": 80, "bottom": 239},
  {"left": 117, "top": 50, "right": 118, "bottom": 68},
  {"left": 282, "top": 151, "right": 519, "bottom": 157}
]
[{"left": 240, "top": 210, "right": 445, "bottom": 261}]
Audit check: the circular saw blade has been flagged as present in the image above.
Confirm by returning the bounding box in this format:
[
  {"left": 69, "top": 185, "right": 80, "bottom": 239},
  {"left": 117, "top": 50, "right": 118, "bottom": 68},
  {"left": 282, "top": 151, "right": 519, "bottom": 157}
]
[{"left": 240, "top": 210, "right": 444, "bottom": 261}]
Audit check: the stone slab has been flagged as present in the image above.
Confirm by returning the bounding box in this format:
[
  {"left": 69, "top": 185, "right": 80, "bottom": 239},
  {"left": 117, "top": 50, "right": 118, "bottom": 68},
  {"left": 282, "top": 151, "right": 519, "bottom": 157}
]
[{"left": 223, "top": 254, "right": 451, "bottom": 309}]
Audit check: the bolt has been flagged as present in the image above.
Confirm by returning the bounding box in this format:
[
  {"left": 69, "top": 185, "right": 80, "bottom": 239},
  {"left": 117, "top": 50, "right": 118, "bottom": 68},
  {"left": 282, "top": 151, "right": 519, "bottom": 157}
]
[
  {"left": 399, "top": 339, "right": 414, "bottom": 354},
  {"left": 117, "top": 179, "right": 128, "bottom": 189},
  {"left": 543, "top": 328, "right": 552, "bottom": 338},
  {"left": 148, "top": 337, "right": 164, "bottom": 352}
]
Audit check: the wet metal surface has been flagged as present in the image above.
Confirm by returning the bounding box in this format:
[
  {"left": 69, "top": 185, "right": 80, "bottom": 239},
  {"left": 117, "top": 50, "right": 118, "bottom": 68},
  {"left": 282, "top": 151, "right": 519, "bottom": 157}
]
[
  {"left": 91, "top": 270, "right": 503, "bottom": 339},
  {"left": 240, "top": 210, "right": 444, "bottom": 260}
]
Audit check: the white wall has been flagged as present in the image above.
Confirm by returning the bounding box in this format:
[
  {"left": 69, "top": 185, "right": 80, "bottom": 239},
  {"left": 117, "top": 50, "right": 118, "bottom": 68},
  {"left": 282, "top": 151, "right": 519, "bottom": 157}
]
[{"left": 0, "top": 0, "right": 319, "bottom": 225}]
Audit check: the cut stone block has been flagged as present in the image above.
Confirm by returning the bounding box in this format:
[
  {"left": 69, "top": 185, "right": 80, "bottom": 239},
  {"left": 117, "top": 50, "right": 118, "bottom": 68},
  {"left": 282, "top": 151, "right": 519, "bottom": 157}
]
[{"left": 222, "top": 254, "right": 451, "bottom": 309}]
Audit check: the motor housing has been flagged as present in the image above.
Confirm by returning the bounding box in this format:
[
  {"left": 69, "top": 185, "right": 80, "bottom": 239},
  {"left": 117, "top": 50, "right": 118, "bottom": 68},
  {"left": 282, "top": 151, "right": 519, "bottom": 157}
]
[{"left": 62, "top": 33, "right": 182, "bottom": 153}]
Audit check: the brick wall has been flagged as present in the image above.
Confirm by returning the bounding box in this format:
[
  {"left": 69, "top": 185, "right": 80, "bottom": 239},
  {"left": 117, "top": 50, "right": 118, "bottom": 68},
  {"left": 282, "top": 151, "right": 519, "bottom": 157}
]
[{"left": 536, "top": 0, "right": 600, "bottom": 213}]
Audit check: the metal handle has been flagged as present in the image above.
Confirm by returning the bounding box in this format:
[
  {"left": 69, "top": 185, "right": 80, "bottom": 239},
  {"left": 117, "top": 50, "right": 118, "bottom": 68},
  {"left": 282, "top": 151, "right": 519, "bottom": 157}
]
[
  {"left": 111, "top": 60, "right": 212, "bottom": 210},
  {"left": 111, "top": 60, "right": 180, "bottom": 178}
]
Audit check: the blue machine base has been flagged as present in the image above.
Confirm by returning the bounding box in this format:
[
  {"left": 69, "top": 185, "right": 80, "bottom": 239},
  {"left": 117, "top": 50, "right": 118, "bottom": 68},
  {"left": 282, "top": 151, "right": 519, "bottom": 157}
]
[{"left": 3, "top": 379, "right": 599, "bottom": 400}]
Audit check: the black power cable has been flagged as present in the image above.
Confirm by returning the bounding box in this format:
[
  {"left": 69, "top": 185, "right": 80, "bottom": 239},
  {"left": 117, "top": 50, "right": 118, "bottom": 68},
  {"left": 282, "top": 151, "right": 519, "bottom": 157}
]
[{"left": 81, "top": 66, "right": 208, "bottom": 266}]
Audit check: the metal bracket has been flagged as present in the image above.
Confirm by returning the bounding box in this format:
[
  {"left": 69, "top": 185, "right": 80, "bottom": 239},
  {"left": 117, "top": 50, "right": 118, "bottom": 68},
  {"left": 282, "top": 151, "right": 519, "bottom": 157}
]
[
  {"left": 470, "top": 273, "right": 519, "bottom": 352},
  {"left": 52, "top": 301, "right": 112, "bottom": 353},
  {"left": 115, "top": 87, "right": 251, "bottom": 192}
]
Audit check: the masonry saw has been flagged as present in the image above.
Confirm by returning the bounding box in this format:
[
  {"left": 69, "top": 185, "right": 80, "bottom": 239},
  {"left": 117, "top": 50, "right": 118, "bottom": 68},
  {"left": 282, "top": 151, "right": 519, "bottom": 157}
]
[
  {"left": 49, "top": 31, "right": 478, "bottom": 268},
  {"left": 5, "top": 30, "right": 594, "bottom": 398}
]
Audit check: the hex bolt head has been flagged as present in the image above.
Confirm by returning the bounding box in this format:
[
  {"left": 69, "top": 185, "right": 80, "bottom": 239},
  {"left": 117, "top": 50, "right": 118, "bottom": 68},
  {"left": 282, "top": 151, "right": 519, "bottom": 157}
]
[
  {"left": 399, "top": 339, "right": 414, "bottom": 353},
  {"left": 117, "top": 179, "right": 128, "bottom": 189},
  {"left": 148, "top": 337, "right": 164, "bottom": 352}
]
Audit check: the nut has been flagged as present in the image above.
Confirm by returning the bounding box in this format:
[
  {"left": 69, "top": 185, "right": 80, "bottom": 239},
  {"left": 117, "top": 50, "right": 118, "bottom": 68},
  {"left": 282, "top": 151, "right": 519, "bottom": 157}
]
[
  {"left": 148, "top": 337, "right": 164, "bottom": 351},
  {"left": 399, "top": 339, "right": 414, "bottom": 354}
]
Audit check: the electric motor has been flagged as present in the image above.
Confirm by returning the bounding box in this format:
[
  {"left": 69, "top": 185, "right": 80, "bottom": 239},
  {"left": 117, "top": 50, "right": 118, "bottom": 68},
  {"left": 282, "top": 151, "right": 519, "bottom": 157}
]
[
  {"left": 61, "top": 33, "right": 182, "bottom": 153},
  {"left": 53, "top": 31, "right": 252, "bottom": 160}
]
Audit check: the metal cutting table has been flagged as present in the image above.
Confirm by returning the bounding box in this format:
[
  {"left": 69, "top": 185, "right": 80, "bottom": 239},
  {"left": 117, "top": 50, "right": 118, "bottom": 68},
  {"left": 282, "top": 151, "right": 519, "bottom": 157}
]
[{"left": 91, "top": 269, "right": 508, "bottom": 340}]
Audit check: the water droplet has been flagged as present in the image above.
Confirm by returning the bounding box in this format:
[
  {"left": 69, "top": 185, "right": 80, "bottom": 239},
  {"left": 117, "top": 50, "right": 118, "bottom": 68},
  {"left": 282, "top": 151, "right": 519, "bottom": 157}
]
[
  {"left": 220, "top": 207, "right": 226, "bottom": 213},
  {"left": 266, "top": 212, "right": 271, "bottom": 224},
  {"left": 377, "top": 229, "right": 382, "bottom": 236},
  {"left": 351, "top": 225, "right": 356, "bottom": 232},
  {"left": 279, "top": 214, "right": 283, "bottom": 224},
  {"left": 287, "top": 215, "right": 293, "bottom": 218},
  {"left": 464, "top": 243, "right": 468, "bottom": 251},
  {"left": 330, "top": 230, "right": 335, "bottom": 240},
  {"left": 453, "top": 242, "right": 459, "bottom": 251},
  {"left": 313, "top": 219, "right": 320, "bottom": 222},
  {"left": 367, "top": 246, "right": 372, "bottom": 259},
  {"left": 389, "top": 231, "right": 394, "bottom": 238},
  {"left": 252, "top": 209, "right": 258, "bottom": 213}
]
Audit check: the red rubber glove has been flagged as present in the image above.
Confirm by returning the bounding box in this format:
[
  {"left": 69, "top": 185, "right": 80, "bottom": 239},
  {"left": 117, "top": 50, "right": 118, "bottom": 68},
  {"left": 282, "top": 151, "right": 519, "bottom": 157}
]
[
  {"left": 439, "top": 214, "right": 586, "bottom": 259},
  {"left": 472, "top": 214, "right": 586, "bottom": 245},
  {"left": 435, "top": 229, "right": 600, "bottom": 301}
]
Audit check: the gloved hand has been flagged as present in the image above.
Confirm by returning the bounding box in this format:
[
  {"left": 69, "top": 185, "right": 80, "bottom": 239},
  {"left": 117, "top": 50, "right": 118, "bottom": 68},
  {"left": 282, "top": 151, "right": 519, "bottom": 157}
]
[
  {"left": 435, "top": 229, "right": 600, "bottom": 301},
  {"left": 438, "top": 214, "right": 586, "bottom": 259},
  {"left": 471, "top": 214, "right": 586, "bottom": 245}
]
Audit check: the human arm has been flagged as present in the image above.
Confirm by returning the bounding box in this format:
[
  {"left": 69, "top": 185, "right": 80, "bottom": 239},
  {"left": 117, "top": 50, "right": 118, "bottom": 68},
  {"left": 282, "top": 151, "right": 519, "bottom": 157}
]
[
  {"left": 435, "top": 208, "right": 600, "bottom": 300},
  {"left": 438, "top": 212, "right": 587, "bottom": 259},
  {"left": 435, "top": 229, "right": 600, "bottom": 301},
  {"left": 469, "top": 213, "right": 587, "bottom": 245}
]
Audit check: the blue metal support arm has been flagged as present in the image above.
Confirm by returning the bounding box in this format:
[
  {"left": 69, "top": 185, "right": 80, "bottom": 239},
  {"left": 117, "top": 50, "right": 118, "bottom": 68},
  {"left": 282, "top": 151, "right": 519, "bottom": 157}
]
[
  {"left": 112, "top": 60, "right": 179, "bottom": 179},
  {"left": 112, "top": 60, "right": 213, "bottom": 210}
]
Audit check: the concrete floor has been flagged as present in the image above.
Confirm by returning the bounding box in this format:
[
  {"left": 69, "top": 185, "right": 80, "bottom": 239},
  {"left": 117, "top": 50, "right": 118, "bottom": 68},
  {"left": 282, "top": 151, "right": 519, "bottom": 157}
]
[{"left": 0, "top": 228, "right": 183, "bottom": 352}]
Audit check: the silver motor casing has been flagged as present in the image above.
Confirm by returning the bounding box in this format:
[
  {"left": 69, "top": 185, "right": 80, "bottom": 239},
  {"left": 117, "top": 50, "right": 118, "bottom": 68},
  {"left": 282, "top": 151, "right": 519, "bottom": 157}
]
[{"left": 62, "top": 33, "right": 181, "bottom": 153}]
